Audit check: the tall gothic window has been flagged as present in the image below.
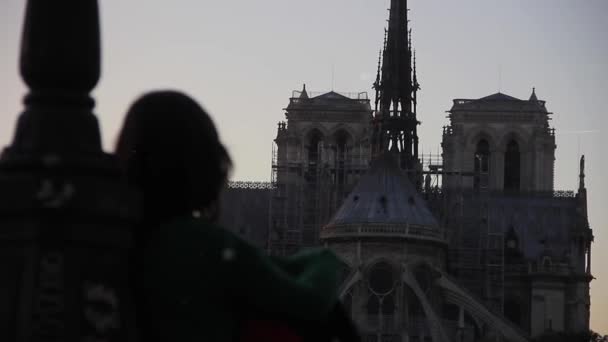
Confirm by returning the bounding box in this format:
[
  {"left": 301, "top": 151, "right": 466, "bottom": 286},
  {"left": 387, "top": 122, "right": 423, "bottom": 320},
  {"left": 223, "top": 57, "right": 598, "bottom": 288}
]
[
  {"left": 335, "top": 130, "right": 349, "bottom": 162},
  {"left": 334, "top": 130, "right": 350, "bottom": 186},
  {"left": 504, "top": 140, "right": 521, "bottom": 191},
  {"left": 367, "top": 262, "right": 396, "bottom": 316},
  {"left": 307, "top": 130, "right": 323, "bottom": 164},
  {"left": 474, "top": 139, "right": 490, "bottom": 190},
  {"left": 305, "top": 130, "right": 323, "bottom": 207}
]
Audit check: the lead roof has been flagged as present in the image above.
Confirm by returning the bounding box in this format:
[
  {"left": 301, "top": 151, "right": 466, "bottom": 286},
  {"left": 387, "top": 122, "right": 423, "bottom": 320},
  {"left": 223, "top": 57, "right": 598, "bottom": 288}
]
[{"left": 326, "top": 154, "right": 439, "bottom": 228}]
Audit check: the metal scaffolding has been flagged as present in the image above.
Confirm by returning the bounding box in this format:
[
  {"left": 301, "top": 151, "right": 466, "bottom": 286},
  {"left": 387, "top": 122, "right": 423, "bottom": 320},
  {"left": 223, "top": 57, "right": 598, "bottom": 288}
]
[{"left": 269, "top": 138, "right": 369, "bottom": 255}]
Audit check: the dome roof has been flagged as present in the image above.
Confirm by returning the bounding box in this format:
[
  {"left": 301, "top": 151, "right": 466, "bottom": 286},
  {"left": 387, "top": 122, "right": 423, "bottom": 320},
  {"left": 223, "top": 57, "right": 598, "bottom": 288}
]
[{"left": 325, "top": 154, "right": 439, "bottom": 229}]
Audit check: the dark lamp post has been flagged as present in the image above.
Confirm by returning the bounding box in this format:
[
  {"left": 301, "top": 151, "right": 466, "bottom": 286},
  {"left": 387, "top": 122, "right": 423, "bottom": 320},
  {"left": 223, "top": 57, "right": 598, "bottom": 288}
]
[{"left": 0, "top": 1, "right": 140, "bottom": 341}]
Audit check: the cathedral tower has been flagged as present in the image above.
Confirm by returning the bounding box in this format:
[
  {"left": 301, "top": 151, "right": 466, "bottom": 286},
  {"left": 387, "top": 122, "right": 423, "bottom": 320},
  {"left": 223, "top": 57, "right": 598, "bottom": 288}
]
[
  {"left": 441, "top": 89, "right": 556, "bottom": 192},
  {"left": 270, "top": 86, "right": 372, "bottom": 254}
]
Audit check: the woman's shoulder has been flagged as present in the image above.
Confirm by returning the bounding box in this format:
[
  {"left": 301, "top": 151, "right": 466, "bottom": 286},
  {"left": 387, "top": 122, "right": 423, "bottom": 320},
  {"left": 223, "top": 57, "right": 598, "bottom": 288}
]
[
  {"left": 286, "top": 247, "right": 342, "bottom": 267},
  {"left": 158, "top": 216, "right": 233, "bottom": 239},
  {"left": 146, "top": 217, "right": 241, "bottom": 258}
]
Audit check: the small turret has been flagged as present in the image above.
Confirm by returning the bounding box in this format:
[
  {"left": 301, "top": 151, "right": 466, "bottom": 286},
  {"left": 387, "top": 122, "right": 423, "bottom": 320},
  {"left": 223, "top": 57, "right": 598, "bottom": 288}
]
[
  {"left": 529, "top": 87, "right": 538, "bottom": 101},
  {"left": 300, "top": 83, "right": 309, "bottom": 99},
  {"left": 577, "top": 155, "right": 590, "bottom": 230},
  {"left": 275, "top": 121, "right": 288, "bottom": 141}
]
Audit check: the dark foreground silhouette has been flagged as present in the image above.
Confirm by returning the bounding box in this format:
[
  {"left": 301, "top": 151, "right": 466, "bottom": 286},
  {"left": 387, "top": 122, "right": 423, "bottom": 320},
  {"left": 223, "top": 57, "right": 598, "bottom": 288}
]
[{"left": 116, "top": 91, "right": 360, "bottom": 341}]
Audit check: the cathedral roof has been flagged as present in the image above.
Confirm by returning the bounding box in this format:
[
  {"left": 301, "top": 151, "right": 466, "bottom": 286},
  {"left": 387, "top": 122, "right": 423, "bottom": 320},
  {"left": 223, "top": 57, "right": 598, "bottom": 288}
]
[
  {"left": 479, "top": 92, "right": 522, "bottom": 101},
  {"left": 313, "top": 91, "right": 352, "bottom": 100},
  {"left": 285, "top": 89, "right": 372, "bottom": 115},
  {"left": 450, "top": 90, "right": 548, "bottom": 113},
  {"left": 458, "top": 193, "right": 581, "bottom": 261},
  {"left": 325, "top": 154, "right": 439, "bottom": 229}
]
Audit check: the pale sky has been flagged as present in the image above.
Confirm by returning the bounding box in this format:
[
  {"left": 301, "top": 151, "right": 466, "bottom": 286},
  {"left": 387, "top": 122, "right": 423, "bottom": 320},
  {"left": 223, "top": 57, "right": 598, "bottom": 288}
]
[{"left": 1, "top": 0, "right": 607, "bottom": 334}]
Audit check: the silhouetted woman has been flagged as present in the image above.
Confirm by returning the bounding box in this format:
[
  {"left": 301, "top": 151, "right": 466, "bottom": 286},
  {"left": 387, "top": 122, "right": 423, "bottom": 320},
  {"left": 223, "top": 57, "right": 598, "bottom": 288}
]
[{"left": 116, "top": 91, "right": 359, "bottom": 341}]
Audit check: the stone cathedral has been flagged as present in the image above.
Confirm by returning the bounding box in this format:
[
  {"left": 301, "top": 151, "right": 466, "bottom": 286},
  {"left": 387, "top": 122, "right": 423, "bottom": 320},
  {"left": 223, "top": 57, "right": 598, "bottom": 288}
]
[{"left": 219, "top": 0, "right": 594, "bottom": 341}]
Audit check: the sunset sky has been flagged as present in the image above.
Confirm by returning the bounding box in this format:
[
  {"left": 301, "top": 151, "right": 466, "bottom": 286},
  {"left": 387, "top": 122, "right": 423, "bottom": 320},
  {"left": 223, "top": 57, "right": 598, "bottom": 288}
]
[{"left": 1, "top": 0, "right": 606, "bottom": 333}]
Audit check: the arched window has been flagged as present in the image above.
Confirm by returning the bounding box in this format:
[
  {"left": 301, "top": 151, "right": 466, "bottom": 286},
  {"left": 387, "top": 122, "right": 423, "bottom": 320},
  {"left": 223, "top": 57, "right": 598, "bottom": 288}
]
[
  {"left": 334, "top": 130, "right": 350, "bottom": 186},
  {"left": 307, "top": 130, "right": 323, "bottom": 164},
  {"left": 369, "top": 262, "right": 394, "bottom": 295},
  {"left": 334, "top": 130, "right": 349, "bottom": 163},
  {"left": 367, "top": 262, "right": 395, "bottom": 317},
  {"left": 474, "top": 139, "right": 490, "bottom": 190},
  {"left": 504, "top": 140, "right": 520, "bottom": 191}
]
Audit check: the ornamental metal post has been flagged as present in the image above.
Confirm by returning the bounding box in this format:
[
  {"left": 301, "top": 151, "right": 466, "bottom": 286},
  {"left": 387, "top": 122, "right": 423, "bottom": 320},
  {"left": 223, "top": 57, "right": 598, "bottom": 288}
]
[{"left": 0, "top": 1, "right": 140, "bottom": 341}]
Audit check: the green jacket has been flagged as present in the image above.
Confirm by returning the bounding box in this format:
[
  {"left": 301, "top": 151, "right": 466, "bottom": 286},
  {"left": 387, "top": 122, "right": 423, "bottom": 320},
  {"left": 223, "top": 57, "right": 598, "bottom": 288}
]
[{"left": 141, "top": 216, "right": 342, "bottom": 341}]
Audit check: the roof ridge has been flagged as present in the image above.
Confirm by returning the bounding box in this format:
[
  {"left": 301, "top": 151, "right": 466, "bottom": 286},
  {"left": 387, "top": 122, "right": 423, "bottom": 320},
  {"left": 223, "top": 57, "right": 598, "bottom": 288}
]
[{"left": 478, "top": 92, "right": 522, "bottom": 101}]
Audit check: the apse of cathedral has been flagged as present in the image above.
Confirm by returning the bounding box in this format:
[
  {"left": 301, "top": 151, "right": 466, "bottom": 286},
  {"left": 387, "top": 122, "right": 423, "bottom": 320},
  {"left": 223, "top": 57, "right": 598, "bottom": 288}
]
[{"left": 219, "top": 0, "right": 593, "bottom": 340}]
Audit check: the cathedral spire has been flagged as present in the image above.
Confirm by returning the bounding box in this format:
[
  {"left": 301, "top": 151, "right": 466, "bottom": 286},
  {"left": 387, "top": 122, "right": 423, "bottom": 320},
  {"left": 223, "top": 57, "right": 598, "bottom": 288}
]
[
  {"left": 408, "top": 28, "right": 412, "bottom": 51},
  {"left": 371, "top": 0, "right": 421, "bottom": 188},
  {"left": 413, "top": 49, "right": 419, "bottom": 90},
  {"left": 579, "top": 155, "right": 586, "bottom": 190},
  {"left": 374, "top": 49, "right": 382, "bottom": 112}
]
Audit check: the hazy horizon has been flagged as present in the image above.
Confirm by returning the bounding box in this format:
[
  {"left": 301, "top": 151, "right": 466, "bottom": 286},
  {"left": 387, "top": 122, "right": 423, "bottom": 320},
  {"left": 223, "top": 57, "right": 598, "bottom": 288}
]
[{"left": 1, "top": 0, "right": 606, "bottom": 334}]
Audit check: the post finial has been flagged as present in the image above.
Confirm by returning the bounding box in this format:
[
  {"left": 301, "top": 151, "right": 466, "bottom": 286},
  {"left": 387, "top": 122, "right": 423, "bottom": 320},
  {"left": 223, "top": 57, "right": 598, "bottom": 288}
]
[{"left": 7, "top": 0, "right": 103, "bottom": 159}]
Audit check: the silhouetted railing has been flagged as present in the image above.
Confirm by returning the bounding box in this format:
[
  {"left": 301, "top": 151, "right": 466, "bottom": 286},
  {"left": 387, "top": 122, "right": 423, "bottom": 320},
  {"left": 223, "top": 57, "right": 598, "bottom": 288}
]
[
  {"left": 441, "top": 188, "right": 576, "bottom": 198},
  {"left": 321, "top": 223, "right": 446, "bottom": 243},
  {"left": 228, "top": 181, "right": 275, "bottom": 190}
]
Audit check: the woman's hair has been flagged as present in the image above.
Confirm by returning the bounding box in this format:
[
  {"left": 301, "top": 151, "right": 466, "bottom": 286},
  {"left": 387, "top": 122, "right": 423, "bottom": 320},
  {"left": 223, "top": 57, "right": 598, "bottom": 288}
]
[{"left": 116, "top": 90, "right": 232, "bottom": 225}]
